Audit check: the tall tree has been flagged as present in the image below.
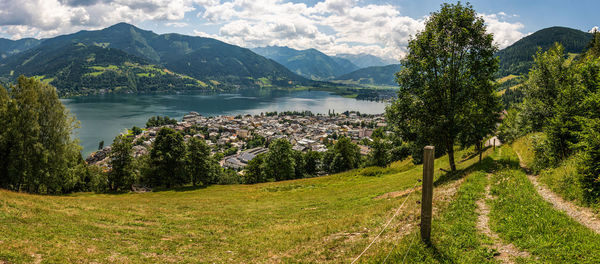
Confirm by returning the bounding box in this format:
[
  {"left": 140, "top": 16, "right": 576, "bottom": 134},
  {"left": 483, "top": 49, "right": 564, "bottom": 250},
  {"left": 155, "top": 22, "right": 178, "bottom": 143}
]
[
  {"left": 150, "top": 127, "right": 187, "bottom": 188},
  {"left": 386, "top": 3, "right": 499, "bottom": 171},
  {"left": 108, "top": 134, "right": 135, "bottom": 191},
  {"left": 187, "top": 137, "right": 216, "bottom": 186},
  {"left": 323, "top": 136, "right": 361, "bottom": 173},
  {"left": 263, "top": 138, "right": 296, "bottom": 181},
  {"left": 368, "top": 138, "right": 391, "bottom": 167},
  {"left": 1, "top": 76, "right": 82, "bottom": 193}
]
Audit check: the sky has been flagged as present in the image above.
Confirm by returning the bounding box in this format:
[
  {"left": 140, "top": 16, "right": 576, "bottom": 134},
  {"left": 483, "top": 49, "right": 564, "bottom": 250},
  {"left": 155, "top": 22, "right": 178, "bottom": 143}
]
[{"left": 0, "top": 0, "right": 598, "bottom": 60}]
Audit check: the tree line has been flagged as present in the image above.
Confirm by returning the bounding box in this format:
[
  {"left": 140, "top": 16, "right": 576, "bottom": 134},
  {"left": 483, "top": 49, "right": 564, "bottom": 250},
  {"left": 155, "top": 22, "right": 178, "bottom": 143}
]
[{"left": 498, "top": 31, "right": 600, "bottom": 202}]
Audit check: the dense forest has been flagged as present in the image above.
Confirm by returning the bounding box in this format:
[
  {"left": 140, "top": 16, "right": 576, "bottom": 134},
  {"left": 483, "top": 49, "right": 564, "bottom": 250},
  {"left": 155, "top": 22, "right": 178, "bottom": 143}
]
[
  {"left": 496, "top": 27, "right": 592, "bottom": 76},
  {"left": 499, "top": 31, "right": 600, "bottom": 202}
]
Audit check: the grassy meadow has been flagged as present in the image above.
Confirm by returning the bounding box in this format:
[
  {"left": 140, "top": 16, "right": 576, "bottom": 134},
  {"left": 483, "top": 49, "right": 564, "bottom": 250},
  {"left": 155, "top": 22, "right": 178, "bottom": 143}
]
[{"left": 0, "top": 148, "right": 484, "bottom": 263}]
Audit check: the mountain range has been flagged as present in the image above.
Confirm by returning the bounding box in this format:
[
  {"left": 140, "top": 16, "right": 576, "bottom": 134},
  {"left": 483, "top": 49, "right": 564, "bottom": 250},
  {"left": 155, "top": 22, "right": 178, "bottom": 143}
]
[
  {"left": 496, "top": 26, "right": 593, "bottom": 76},
  {"left": 0, "top": 23, "right": 314, "bottom": 96},
  {"left": 252, "top": 46, "right": 359, "bottom": 80},
  {"left": 333, "top": 64, "right": 402, "bottom": 86},
  {"left": 0, "top": 23, "right": 596, "bottom": 95}
]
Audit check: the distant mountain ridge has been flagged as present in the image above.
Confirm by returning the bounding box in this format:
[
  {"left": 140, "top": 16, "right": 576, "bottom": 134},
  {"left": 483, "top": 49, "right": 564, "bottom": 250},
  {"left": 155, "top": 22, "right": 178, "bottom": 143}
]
[
  {"left": 334, "top": 53, "right": 398, "bottom": 68},
  {"left": 252, "top": 46, "right": 358, "bottom": 80},
  {"left": 333, "top": 64, "right": 401, "bottom": 86},
  {"left": 496, "top": 26, "right": 593, "bottom": 76},
  {"left": 0, "top": 38, "right": 42, "bottom": 60},
  {"left": 0, "top": 23, "right": 313, "bottom": 95}
]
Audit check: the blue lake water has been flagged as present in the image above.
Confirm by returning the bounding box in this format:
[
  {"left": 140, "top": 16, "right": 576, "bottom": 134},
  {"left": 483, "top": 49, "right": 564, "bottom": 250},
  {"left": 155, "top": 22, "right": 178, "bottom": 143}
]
[{"left": 62, "top": 89, "right": 387, "bottom": 156}]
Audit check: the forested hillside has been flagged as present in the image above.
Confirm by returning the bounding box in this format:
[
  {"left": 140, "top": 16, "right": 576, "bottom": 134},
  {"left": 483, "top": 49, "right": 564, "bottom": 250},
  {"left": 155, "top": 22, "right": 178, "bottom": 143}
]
[
  {"left": 0, "top": 23, "right": 314, "bottom": 95},
  {"left": 0, "top": 43, "right": 208, "bottom": 96},
  {"left": 0, "top": 38, "right": 41, "bottom": 60},
  {"left": 252, "top": 46, "right": 358, "bottom": 80},
  {"left": 335, "top": 53, "right": 398, "bottom": 68},
  {"left": 333, "top": 64, "right": 401, "bottom": 86},
  {"left": 496, "top": 26, "right": 592, "bottom": 76}
]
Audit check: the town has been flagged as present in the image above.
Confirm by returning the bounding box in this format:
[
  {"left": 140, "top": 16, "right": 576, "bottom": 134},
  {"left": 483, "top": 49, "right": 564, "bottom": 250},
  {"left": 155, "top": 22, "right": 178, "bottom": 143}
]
[{"left": 86, "top": 110, "right": 387, "bottom": 171}]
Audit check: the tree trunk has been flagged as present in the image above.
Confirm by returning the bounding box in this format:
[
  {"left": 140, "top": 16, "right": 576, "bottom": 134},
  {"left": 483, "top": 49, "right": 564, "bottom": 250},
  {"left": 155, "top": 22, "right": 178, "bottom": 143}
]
[
  {"left": 479, "top": 141, "right": 482, "bottom": 162},
  {"left": 447, "top": 140, "right": 456, "bottom": 171}
]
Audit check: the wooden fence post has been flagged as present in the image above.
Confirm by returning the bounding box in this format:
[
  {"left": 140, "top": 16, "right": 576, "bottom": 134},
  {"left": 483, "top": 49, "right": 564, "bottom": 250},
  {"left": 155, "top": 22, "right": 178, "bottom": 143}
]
[
  {"left": 421, "top": 146, "right": 435, "bottom": 244},
  {"left": 493, "top": 138, "right": 496, "bottom": 150}
]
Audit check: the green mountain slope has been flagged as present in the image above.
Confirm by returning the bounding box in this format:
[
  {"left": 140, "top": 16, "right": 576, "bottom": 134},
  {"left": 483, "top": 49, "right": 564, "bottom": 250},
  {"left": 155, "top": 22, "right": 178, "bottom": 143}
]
[
  {"left": 0, "top": 43, "right": 210, "bottom": 96},
  {"left": 252, "top": 46, "right": 359, "bottom": 80},
  {"left": 497, "top": 26, "right": 592, "bottom": 76},
  {"left": 333, "top": 64, "right": 401, "bottom": 86},
  {"left": 0, "top": 23, "right": 312, "bottom": 94},
  {"left": 334, "top": 53, "right": 398, "bottom": 68},
  {"left": 0, "top": 38, "right": 42, "bottom": 60}
]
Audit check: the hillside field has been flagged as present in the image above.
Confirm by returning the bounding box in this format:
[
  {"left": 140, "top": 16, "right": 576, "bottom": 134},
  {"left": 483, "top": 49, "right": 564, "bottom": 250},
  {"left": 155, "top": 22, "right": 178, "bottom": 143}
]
[{"left": 0, "top": 148, "right": 484, "bottom": 263}]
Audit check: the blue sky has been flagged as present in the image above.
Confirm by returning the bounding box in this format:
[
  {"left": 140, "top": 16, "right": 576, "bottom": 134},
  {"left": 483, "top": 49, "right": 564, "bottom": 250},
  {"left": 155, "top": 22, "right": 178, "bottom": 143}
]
[{"left": 0, "top": 0, "right": 597, "bottom": 60}]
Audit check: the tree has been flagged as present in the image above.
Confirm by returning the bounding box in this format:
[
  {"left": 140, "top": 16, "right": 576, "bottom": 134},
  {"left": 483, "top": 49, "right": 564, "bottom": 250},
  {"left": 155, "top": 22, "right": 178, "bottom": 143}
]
[
  {"left": 149, "top": 127, "right": 187, "bottom": 188},
  {"left": 263, "top": 138, "right": 295, "bottom": 181},
  {"left": 0, "top": 76, "right": 82, "bottom": 193},
  {"left": 108, "top": 135, "right": 135, "bottom": 191},
  {"left": 521, "top": 44, "right": 572, "bottom": 131},
  {"left": 386, "top": 3, "right": 499, "bottom": 171},
  {"left": 369, "top": 138, "right": 391, "bottom": 167},
  {"left": 324, "top": 137, "right": 361, "bottom": 173},
  {"left": 303, "top": 151, "right": 322, "bottom": 176},
  {"left": 187, "top": 137, "right": 216, "bottom": 186},
  {"left": 131, "top": 126, "right": 143, "bottom": 136},
  {"left": 242, "top": 153, "right": 266, "bottom": 184}
]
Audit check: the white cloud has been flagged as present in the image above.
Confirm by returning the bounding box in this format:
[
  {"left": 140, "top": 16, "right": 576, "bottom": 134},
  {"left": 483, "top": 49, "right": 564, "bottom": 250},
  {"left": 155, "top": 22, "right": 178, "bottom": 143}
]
[
  {"left": 481, "top": 13, "right": 527, "bottom": 49},
  {"left": 0, "top": 0, "right": 203, "bottom": 39},
  {"left": 0, "top": 0, "right": 527, "bottom": 60},
  {"left": 166, "top": 22, "right": 189, "bottom": 27},
  {"left": 590, "top": 26, "right": 599, "bottom": 33}
]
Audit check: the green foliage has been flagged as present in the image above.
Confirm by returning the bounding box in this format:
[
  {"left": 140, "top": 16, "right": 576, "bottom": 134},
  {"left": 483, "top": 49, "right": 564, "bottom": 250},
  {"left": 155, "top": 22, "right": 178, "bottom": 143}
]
[
  {"left": 263, "top": 139, "right": 296, "bottom": 181},
  {"left": 586, "top": 31, "right": 600, "bottom": 58},
  {"left": 323, "top": 137, "right": 361, "bottom": 173},
  {"left": 148, "top": 127, "right": 187, "bottom": 188},
  {"left": 368, "top": 138, "right": 390, "bottom": 167},
  {"left": 145, "top": 115, "right": 177, "bottom": 127},
  {"left": 579, "top": 119, "right": 600, "bottom": 203},
  {"left": 245, "top": 134, "right": 266, "bottom": 149},
  {"left": 187, "top": 137, "right": 219, "bottom": 186},
  {"left": 108, "top": 135, "right": 135, "bottom": 191},
  {"left": 241, "top": 153, "right": 267, "bottom": 184},
  {"left": 333, "top": 64, "right": 402, "bottom": 86},
  {"left": 496, "top": 26, "right": 593, "bottom": 76},
  {"left": 302, "top": 151, "right": 322, "bottom": 177},
  {"left": 521, "top": 44, "right": 572, "bottom": 131},
  {"left": 386, "top": 2, "right": 499, "bottom": 171},
  {"left": 497, "top": 107, "right": 528, "bottom": 143},
  {"left": 131, "top": 126, "right": 143, "bottom": 136},
  {"left": 0, "top": 76, "right": 83, "bottom": 194}
]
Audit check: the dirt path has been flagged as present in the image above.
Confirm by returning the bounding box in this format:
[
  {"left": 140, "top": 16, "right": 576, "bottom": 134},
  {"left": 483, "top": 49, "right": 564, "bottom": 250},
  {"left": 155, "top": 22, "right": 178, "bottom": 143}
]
[
  {"left": 476, "top": 174, "right": 530, "bottom": 264},
  {"left": 515, "top": 152, "right": 600, "bottom": 234}
]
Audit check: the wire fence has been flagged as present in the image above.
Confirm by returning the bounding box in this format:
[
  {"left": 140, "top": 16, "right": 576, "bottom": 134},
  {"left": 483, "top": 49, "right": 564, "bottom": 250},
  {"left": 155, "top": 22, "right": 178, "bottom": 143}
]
[{"left": 350, "top": 180, "right": 421, "bottom": 264}]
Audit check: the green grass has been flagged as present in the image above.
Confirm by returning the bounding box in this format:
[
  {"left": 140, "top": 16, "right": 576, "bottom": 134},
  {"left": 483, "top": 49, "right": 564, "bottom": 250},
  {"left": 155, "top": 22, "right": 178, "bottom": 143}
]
[
  {"left": 497, "top": 74, "right": 519, "bottom": 84},
  {"left": 373, "top": 156, "right": 498, "bottom": 263},
  {"left": 488, "top": 146, "right": 600, "bottom": 263},
  {"left": 511, "top": 133, "right": 540, "bottom": 168},
  {"left": 0, "top": 149, "right": 482, "bottom": 263}
]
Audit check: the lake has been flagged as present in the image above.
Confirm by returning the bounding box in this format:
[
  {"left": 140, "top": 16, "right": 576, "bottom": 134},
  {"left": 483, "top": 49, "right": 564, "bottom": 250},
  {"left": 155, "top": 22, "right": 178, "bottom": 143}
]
[{"left": 63, "top": 89, "right": 388, "bottom": 156}]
